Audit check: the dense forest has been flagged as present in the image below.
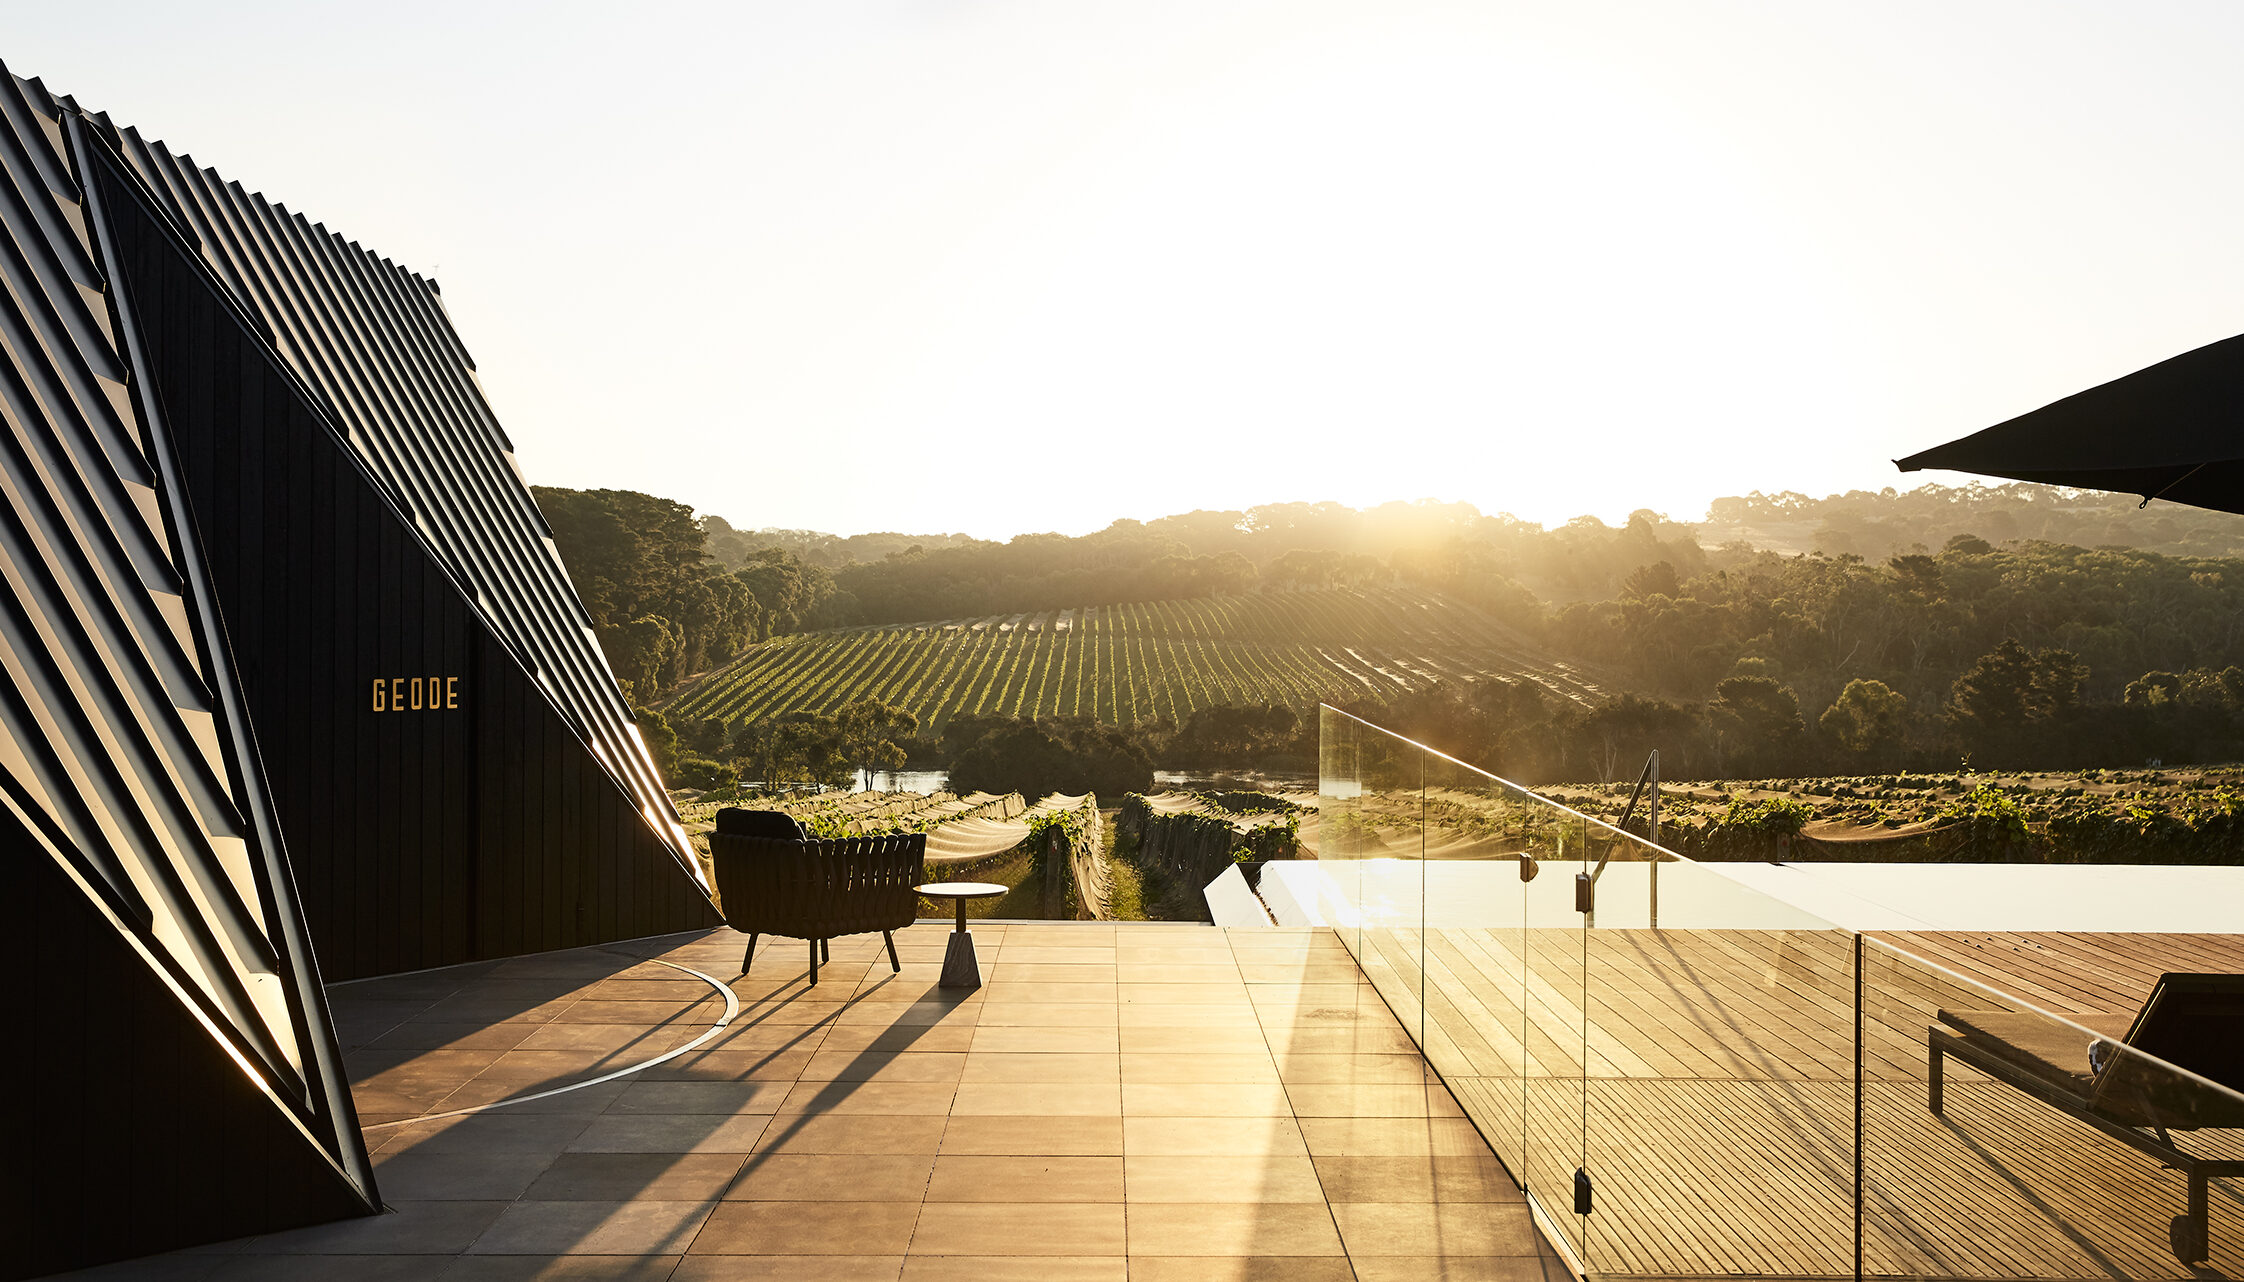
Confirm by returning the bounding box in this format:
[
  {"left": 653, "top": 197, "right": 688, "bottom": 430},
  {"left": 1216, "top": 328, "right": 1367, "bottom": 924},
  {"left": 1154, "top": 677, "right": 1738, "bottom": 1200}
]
[
  {"left": 1337, "top": 531, "right": 2244, "bottom": 781},
  {"left": 536, "top": 482, "right": 2244, "bottom": 785},
  {"left": 700, "top": 483, "right": 2244, "bottom": 607}
]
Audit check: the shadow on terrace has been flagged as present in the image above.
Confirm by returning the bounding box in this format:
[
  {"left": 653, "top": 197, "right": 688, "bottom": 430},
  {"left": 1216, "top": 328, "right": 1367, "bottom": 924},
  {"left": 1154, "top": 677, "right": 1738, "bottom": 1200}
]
[{"left": 58, "top": 917, "right": 1570, "bottom": 1280}]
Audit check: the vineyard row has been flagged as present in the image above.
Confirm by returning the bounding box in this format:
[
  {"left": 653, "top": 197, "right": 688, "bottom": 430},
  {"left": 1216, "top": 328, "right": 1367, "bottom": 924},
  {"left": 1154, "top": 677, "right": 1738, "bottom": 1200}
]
[{"left": 668, "top": 586, "right": 1604, "bottom": 731}]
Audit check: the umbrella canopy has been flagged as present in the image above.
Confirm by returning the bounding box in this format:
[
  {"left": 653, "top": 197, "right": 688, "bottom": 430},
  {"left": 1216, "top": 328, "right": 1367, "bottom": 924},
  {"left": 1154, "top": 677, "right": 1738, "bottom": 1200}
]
[{"left": 1896, "top": 332, "right": 2244, "bottom": 515}]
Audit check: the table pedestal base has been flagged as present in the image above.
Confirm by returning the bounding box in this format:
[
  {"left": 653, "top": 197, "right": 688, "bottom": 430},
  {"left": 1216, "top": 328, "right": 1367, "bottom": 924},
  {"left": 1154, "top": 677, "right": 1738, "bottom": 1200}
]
[{"left": 939, "top": 930, "right": 981, "bottom": 990}]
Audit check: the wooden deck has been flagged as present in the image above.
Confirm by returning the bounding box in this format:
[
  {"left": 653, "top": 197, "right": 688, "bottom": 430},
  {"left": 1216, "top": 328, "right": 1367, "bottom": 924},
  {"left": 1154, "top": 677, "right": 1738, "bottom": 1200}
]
[{"left": 1344, "top": 925, "right": 2244, "bottom": 1280}]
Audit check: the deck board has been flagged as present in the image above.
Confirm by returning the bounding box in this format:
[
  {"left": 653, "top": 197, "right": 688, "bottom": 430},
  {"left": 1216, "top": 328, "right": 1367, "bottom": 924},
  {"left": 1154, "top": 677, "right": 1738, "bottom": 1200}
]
[{"left": 1363, "top": 926, "right": 2244, "bottom": 1280}]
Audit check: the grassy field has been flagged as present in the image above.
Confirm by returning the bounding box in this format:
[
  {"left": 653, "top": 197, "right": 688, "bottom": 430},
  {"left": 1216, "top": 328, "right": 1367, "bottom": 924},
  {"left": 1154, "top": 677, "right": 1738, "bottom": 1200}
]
[{"left": 665, "top": 585, "right": 1605, "bottom": 731}]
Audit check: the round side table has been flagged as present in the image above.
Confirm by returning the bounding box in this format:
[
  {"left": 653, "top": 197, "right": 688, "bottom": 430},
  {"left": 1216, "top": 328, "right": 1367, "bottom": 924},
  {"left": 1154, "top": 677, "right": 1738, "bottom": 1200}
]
[{"left": 916, "top": 881, "right": 1007, "bottom": 989}]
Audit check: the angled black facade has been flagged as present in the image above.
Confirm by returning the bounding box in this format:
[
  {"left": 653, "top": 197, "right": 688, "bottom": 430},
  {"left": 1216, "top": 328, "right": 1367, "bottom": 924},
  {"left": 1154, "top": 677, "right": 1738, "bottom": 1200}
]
[{"left": 0, "top": 63, "right": 719, "bottom": 1274}]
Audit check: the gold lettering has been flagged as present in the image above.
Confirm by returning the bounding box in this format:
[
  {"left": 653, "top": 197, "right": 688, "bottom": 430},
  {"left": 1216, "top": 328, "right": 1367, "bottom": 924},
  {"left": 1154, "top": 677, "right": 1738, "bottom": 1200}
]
[{"left": 371, "top": 675, "right": 465, "bottom": 710}]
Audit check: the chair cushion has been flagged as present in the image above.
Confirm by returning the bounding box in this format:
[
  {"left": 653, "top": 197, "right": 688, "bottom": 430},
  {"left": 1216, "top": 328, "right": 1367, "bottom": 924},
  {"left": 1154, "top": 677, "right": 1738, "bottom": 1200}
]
[
  {"left": 1940, "top": 1006, "right": 2244, "bottom": 1130},
  {"left": 1937, "top": 1008, "right": 2133, "bottom": 1096}
]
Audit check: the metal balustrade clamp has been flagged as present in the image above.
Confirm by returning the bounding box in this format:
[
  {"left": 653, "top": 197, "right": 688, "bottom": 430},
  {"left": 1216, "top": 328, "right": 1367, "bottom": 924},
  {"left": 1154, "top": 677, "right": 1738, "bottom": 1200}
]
[{"left": 1577, "top": 750, "right": 1659, "bottom": 923}]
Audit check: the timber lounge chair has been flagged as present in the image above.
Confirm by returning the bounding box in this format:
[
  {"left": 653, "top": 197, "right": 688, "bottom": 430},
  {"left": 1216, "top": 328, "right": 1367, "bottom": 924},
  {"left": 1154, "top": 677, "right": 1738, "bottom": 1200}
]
[
  {"left": 1929, "top": 972, "right": 2244, "bottom": 1263},
  {"left": 709, "top": 808, "right": 923, "bottom": 985}
]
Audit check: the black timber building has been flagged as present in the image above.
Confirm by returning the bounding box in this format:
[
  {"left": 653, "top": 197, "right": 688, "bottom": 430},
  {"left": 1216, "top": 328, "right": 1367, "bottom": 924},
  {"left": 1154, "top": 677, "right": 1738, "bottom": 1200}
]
[{"left": 0, "top": 64, "right": 720, "bottom": 1275}]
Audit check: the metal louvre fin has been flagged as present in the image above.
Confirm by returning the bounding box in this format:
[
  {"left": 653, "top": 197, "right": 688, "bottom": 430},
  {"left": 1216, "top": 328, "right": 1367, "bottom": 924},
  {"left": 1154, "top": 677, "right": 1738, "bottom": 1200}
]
[
  {"left": 0, "top": 299, "right": 201, "bottom": 663},
  {"left": 0, "top": 616, "right": 141, "bottom": 909},
  {"left": 0, "top": 454, "right": 277, "bottom": 949},
  {"left": 94, "top": 122, "right": 699, "bottom": 874},
  {"left": 0, "top": 510, "right": 297, "bottom": 1087},
  {"left": 0, "top": 76, "right": 76, "bottom": 202},
  {"left": 0, "top": 193, "right": 146, "bottom": 481},
  {"left": 0, "top": 79, "right": 95, "bottom": 275},
  {"left": 117, "top": 136, "right": 270, "bottom": 341},
  {"left": 0, "top": 237, "right": 213, "bottom": 692},
  {"left": 0, "top": 401, "right": 235, "bottom": 826},
  {"left": 0, "top": 64, "right": 371, "bottom": 1188},
  {"left": 399, "top": 262, "right": 485, "bottom": 378},
  {"left": 0, "top": 141, "right": 114, "bottom": 371}
]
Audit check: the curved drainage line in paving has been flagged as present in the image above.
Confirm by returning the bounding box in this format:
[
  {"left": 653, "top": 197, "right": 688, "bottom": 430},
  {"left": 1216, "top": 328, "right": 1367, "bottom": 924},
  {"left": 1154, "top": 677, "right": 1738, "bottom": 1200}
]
[{"left": 361, "top": 958, "right": 741, "bottom": 1129}]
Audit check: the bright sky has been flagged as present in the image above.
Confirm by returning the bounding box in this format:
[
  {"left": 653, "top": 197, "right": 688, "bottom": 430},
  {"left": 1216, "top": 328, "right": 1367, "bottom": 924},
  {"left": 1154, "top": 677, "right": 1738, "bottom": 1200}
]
[{"left": 16, "top": 2, "right": 2244, "bottom": 539}]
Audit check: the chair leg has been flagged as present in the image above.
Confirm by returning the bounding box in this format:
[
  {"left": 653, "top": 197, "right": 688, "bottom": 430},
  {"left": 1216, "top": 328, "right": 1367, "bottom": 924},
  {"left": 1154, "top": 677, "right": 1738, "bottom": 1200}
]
[
  {"left": 884, "top": 930, "right": 901, "bottom": 973},
  {"left": 2182, "top": 1167, "right": 2210, "bottom": 1263},
  {"left": 821, "top": 938, "right": 831, "bottom": 962},
  {"left": 742, "top": 933, "right": 757, "bottom": 975},
  {"left": 808, "top": 937, "right": 819, "bottom": 986},
  {"left": 1928, "top": 1035, "right": 1945, "bottom": 1114}
]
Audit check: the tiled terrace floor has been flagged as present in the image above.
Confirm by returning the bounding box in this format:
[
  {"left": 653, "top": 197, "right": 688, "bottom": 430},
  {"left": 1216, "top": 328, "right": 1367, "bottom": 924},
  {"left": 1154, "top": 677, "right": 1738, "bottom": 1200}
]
[{"left": 67, "top": 922, "right": 1567, "bottom": 1281}]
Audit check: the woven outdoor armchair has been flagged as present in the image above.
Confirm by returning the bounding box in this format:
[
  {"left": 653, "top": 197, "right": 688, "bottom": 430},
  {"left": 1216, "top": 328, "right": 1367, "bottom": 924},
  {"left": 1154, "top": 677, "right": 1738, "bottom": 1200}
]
[{"left": 709, "top": 811, "right": 924, "bottom": 985}]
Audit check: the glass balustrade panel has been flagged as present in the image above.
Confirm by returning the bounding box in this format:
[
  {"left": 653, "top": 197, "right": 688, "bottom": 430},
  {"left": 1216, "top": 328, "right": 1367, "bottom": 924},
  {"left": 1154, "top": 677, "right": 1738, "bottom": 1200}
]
[
  {"left": 1415, "top": 744, "right": 1528, "bottom": 1216},
  {"left": 1320, "top": 708, "right": 2244, "bottom": 1280},
  {"left": 1317, "top": 707, "right": 1422, "bottom": 1036},
  {"left": 1580, "top": 834, "right": 1855, "bottom": 1277}
]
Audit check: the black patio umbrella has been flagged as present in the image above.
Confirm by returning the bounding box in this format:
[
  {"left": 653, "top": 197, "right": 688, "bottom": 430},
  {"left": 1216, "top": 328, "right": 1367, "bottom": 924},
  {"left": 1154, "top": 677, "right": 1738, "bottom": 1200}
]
[{"left": 1895, "top": 332, "right": 2244, "bottom": 515}]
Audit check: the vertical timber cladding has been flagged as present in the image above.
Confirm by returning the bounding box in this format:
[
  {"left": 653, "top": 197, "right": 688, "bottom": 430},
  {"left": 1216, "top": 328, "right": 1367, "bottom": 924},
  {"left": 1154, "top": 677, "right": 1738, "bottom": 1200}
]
[{"left": 88, "top": 146, "right": 716, "bottom": 981}]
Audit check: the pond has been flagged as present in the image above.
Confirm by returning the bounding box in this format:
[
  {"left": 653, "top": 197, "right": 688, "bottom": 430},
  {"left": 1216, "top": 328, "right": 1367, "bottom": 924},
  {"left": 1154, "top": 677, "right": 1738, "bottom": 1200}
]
[{"left": 862, "top": 769, "right": 951, "bottom": 793}]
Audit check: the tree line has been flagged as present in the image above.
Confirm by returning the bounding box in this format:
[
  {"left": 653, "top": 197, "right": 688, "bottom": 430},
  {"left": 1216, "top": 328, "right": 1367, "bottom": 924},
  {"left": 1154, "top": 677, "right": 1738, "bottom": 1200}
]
[
  {"left": 1333, "top": 644, "right": 2244, "bottom": 785},
  {"left": 696, "top": 482, "right": 2244, "bottom": 626},
  {"left": 702, "top": 517, "right": 983, "bottom": 572},
  {"left": 552, "top": 483, "right": 2244, "bottom": 706},
  {"left": 1535, "top": 536, "right": 2244, "bottom": 736},
  {"left": 534, "top": 488, "right": 846, "bottom": 701},
  {"left": 1701, "top": 483, "right": 2244, "bottom": 562},
  {"left": 699, "top": 498, "right": 1685, "bottom": 628},
  {"left": 536, "top": 483, "right": 2244, "bottom": 786},
  {"left": 1328, "top": 533, "right": 2244, "bottom": 783}
]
